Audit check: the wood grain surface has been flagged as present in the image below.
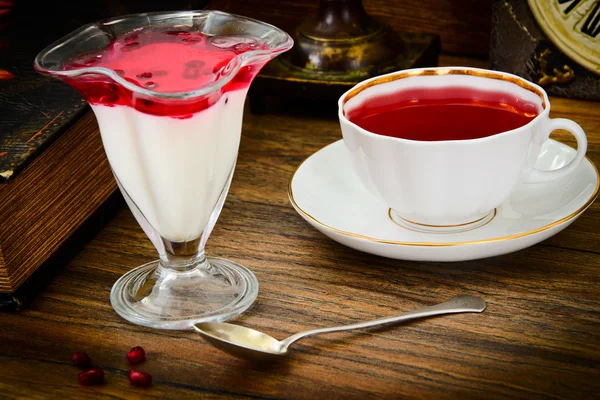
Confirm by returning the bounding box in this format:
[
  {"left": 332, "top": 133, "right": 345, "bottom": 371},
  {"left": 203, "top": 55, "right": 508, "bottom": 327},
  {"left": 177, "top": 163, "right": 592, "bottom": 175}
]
[
  {"left": 0, "top": 55, "right": 598, "bottom": 399},
  {"left": 206, "top": 0, "right": 492, "bottom": 56}
]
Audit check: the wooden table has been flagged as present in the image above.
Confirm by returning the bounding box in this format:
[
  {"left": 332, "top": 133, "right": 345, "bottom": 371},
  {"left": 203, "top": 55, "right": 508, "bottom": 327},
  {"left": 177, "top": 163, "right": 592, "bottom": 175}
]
[{"left": 1, "top": 56, "right": 599, "bottom": 399}]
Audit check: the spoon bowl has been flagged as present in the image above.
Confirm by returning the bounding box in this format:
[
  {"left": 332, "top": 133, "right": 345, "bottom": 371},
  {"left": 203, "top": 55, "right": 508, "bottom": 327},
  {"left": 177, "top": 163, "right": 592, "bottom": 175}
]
[{"left": 196, "top": 322, "right": 287, "bottom": 361}]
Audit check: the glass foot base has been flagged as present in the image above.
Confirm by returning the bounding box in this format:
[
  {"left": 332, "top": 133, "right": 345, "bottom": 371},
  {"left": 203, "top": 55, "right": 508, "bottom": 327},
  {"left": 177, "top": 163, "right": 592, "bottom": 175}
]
[{"left": 110, "top": 257, "right": 258, "bottom": 330}]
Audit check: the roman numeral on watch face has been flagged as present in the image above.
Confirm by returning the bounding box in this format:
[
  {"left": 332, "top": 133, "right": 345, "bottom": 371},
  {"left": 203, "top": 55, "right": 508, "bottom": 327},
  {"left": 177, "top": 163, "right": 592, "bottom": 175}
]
[
  {"left": 580, "top": 1, "right": 600, "bottom": 37},
  {"left": 558, "top": 0, "right": 583, "bottom": 15}
]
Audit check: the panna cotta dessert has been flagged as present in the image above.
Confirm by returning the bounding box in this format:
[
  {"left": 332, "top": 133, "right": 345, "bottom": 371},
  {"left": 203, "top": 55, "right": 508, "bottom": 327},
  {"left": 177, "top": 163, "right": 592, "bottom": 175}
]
[
  {"left": 36, "top": 10, "right": 293, "bottom": 329},
  {"left": 63, "top": 27, "right": 267, "bottom": 242}
]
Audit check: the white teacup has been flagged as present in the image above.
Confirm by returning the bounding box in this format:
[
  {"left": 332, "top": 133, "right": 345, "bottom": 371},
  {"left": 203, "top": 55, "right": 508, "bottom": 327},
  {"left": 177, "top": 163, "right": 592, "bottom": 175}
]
[{"left": 338, "top": 67, "right": 588, "bottom": 231}]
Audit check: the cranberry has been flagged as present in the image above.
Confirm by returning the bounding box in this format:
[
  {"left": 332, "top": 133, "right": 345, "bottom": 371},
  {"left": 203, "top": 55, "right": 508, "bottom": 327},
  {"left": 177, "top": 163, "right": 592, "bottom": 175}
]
[
  {"left": 78, "top": 367, "right": 104, "bottom": 386},
  {"left": 72, "top": 352, "right": 91, "bottom": 367},
  {"left": 129, "top": 369, "right": 152, "bottom": 387},
  {"left": 127, "top": 346, "right": 146, "bottom": 364},
  {"left": 136, "top": 72, "right": 153, "bottom": 79}
]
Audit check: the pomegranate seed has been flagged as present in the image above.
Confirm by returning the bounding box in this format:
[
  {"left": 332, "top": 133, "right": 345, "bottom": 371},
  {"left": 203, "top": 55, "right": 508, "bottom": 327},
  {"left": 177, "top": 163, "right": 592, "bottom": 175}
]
[
  {"left": 185, "top": 60, "right": 205, "bottom": 68},
  {"left": 164, "top": 30, "right": 190, "bottom": 36},
  {"left": 72, "top": 352, "right": 91, "bottom": 367},
  {"left": 129, "top": 369, "right": 152, "bottom": 387},
  {"left": 127, "top": 346, "right": 146, "bottom": 364},
  {"left": 121, "top": 42, "right": 140, "bottom": 52},
  {"left": 182, "top": 37, "right": 202, "bottom": 44},
  {"left": 78, "top": 367, "right": 104, "bottom": 386},
  {"left": 182, "top": 68, "right": 200, "bottom": 80}
]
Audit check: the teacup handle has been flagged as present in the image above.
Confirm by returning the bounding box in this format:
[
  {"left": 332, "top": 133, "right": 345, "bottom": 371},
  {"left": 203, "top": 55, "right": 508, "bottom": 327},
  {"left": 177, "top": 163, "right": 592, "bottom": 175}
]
[{"left": 525, "top": 118, "right": 588, "bottom": 184}]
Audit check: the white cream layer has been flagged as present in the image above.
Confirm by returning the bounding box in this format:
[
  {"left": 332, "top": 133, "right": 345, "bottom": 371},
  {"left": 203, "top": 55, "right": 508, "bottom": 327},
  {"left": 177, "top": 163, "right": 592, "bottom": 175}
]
[{"left": 92, "top": 89, "right": 247, "bottom": 242}]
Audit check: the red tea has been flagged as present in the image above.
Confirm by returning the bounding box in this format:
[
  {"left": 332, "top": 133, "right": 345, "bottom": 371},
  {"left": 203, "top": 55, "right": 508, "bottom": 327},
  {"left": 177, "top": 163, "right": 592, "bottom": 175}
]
[{"left": 346, "top": 87, "right": 539, "bottom": 141}]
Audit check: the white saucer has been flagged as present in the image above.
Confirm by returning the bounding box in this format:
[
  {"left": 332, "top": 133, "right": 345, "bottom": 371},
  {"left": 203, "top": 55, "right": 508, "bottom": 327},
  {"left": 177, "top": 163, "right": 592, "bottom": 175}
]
[{"left": 289, "top": 139, "right": 599, "bottom": 262}]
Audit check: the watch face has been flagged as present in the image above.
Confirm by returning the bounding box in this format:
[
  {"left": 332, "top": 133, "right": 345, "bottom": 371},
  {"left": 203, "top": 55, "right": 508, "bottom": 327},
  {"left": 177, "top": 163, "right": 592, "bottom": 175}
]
[{"left": 527, "top": 0, "right": 600, "bottom": 74}]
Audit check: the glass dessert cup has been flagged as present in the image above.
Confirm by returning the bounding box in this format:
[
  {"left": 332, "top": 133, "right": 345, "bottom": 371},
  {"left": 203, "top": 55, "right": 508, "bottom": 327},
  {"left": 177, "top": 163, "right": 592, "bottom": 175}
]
[{"left": 34, "top": 11, "right": 293, "bottom": 329}]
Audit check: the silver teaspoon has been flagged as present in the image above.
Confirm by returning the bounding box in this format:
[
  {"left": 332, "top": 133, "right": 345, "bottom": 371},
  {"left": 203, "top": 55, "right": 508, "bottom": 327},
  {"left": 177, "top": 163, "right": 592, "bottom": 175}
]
[{"left": 193, "top": 294, "right": 486, "bottom": 361}]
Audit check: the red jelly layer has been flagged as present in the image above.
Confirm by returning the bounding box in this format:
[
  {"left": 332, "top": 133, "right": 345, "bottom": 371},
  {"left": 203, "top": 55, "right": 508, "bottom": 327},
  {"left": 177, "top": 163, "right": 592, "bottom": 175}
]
[{"left": 63, "top": 27, "right": 269, "bottom": 118}]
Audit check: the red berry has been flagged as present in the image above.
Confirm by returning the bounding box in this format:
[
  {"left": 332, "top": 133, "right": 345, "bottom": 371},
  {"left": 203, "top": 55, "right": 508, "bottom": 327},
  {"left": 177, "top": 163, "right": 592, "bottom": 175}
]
[
  {"left": 136, "top": 72, "right": 153, "bottom": 79},
  {"left": 127, "top": 346, "right": 146, "bottom": 364},
  {"left": 121, "top": 41, "right": 140, "bottom": 52},
  {"left": 185, "top": 60, "right": 205, "bottom": 69},
  {"left": 164, "top": 30, "right": 190, "bottom": 36},
  {"left": 129, "top": 369, "right": 152, "bottom": 387},
  {"left": 72, "top": 352, "right": 91, "bottom": 367},
  {"left": 78, "top": 367, "right": 104, "bottom": 386},
  {"left": 182, "top": 36, "right": 202, "bottom": 43}
]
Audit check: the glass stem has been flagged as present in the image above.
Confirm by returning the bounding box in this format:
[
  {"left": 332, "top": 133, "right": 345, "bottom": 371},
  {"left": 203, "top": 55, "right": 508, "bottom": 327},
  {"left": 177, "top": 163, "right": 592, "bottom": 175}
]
[{"left": 159, "top": 238, "right": 208, "bottom": 273}]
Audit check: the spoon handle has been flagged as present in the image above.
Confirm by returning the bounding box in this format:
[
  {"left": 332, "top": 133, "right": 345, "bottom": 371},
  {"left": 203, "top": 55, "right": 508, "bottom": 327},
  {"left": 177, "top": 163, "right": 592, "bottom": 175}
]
[{"left": 281, "top": 295, "right": 486, "bottom": 348}]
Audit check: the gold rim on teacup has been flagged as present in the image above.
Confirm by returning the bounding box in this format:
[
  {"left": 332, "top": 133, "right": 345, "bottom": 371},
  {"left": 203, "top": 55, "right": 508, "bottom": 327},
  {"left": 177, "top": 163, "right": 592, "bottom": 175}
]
[{"left": 340, "top": 67, "right": 547, "bottom": 113}]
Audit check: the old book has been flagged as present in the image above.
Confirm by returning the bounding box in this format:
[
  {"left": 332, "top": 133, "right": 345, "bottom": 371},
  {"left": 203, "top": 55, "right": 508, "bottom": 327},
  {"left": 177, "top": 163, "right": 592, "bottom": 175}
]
[{"left": 0, "top": 106, "right": 117, "bottom": 308}]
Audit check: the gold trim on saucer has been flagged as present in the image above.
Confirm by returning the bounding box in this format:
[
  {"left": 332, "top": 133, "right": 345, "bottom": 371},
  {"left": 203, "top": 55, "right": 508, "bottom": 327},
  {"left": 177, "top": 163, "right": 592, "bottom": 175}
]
[
  {"left": 341, "top": 68, "right": 547, "bottom": 112},
  {"left": 287, "top": 141, "right": 599, "bottom": 248},
  {"left": 388, "top": 208, "right": 497, "bottom": 234}
]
